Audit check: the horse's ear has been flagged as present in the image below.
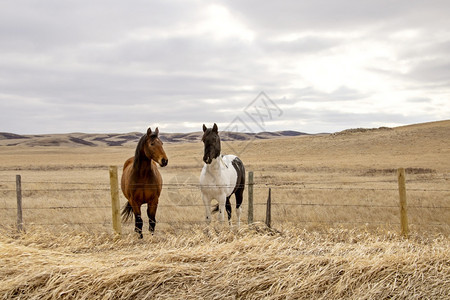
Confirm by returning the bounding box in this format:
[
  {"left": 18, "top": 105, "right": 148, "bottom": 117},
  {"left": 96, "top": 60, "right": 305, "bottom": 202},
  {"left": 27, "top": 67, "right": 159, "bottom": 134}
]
[
  {"left": 147, "top": 127, "right": 152, "bottom": 136},
  {"left": 154, "top": 127, "right": 159, "bottom": 136},
  {"left": 203, "top": 124, "right": 207, "bottom": 132},
  {"left": 212, "top": 123, "right": 218, "bottom": 133}
]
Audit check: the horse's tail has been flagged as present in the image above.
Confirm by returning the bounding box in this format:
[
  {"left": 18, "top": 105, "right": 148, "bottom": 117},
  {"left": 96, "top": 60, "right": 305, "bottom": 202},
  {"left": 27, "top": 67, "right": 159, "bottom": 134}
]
[{"left": 121, "top": 202, "right": 134, "bottom": 222}]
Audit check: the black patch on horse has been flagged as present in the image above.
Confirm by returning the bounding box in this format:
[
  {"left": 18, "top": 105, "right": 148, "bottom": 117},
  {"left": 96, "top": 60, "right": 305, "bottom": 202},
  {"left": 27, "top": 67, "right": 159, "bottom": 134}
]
[
  {"left": 221, "top": 157, "right": 246, "bottom": 220},
  {"left": 230, "top": 157, "right": 245, "bottom": 209}
]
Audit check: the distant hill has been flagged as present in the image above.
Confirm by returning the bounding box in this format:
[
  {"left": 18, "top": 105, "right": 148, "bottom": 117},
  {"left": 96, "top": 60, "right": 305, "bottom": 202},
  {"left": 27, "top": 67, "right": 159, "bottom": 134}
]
[
  {"left": 0, "top": 130, "right": 310, "bottom": 147},
  {"left": 2, "top": 120, "right": 448, "bottom": 147}
]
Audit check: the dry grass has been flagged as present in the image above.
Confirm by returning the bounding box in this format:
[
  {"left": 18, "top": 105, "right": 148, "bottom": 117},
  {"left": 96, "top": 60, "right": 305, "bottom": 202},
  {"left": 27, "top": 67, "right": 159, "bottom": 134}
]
[
  {"left": 0, "top": 120, "right": 449, "bottom": 298},
  {"left": 1, "top": 225, "right": 449, "bottom": 299}
]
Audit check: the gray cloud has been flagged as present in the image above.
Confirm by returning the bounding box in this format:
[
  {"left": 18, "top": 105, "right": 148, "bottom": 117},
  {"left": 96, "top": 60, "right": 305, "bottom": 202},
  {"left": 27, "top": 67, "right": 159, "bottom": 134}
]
[
  {"left": 262, "top": 36, "right": 342, "bottom": 54},
  {"left": 288, "top": 86, "right": 370, "bottom": 102},
  {"left": 0, "top": 0, "right": 449, "bottom": 134},
  {"left": 406, "top": 97, "right": 432, "bottom": 104},
  {"left": 407, "top": 60, "right": 450, "bottom": 84},
  {"left": 227, "top": 0, "right": 450, "bottom": 32}
]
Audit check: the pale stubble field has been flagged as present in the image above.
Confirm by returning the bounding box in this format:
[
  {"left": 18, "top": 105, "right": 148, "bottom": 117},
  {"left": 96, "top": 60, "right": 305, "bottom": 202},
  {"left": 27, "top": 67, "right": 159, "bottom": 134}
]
[{"left": 1, "top": 121, "right": 448, "bottom": 232}]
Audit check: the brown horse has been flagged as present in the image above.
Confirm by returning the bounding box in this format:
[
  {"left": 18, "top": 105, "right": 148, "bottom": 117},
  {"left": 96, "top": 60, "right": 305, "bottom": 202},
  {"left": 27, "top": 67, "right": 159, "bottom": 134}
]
[{"left": 121, "top": 127, "right": 168, "bottom": 238}]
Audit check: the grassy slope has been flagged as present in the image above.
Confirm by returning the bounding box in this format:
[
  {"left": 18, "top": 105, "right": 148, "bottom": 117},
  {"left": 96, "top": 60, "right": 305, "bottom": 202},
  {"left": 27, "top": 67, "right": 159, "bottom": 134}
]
[
  {"left": 0, "top": 120, "right": 449, "bottom": 299},
  {"left": 0, "top": 120, "right": 448, "bottom": 171}
]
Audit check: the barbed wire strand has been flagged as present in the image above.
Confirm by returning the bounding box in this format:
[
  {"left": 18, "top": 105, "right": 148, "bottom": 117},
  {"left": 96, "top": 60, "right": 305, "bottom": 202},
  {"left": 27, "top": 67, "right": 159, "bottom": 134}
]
[
  {"left": 1, "top": 184, "right": 449, "bottom": 192},
  {"left": 0, "top": 175, "right": 448, "bottom": 186},
  {"left": 12, "top": 221, "right": 449, "bottom": 227},
  {"left": 2, "top": 203, "right": 449, "bottom": 210}
]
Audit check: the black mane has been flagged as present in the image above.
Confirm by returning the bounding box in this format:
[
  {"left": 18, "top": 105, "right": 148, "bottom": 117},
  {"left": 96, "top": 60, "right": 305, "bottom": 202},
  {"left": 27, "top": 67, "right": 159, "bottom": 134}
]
[
  {"left": 133, "top": 134, "right": 149, "bottom": 170},
  {"left": 133, "top": 132, "right": 159, "bottom": 170}
]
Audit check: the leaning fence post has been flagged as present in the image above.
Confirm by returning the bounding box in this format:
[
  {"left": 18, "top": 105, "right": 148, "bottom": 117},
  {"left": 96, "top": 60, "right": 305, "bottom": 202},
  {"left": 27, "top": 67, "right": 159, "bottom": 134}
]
[
  {"left": 16, "top": 175, "right": 24, "bottom": 232},
  {"left": 265, "top": 188, "right": 272, "bottom": 228},
  {"left": 109, "top": 166, "right": 122, "bottom": 236},
  {"left": 397, "top": 168, "right": 409, "bottom": 238},
  {"left": 248, "top": 171, "right": 254, "bottom": 224}
]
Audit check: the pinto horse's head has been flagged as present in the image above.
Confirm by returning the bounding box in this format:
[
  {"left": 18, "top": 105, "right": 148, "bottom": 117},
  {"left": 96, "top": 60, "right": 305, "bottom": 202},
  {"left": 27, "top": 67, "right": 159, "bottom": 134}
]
[
  {"left": 143, "top": 127, "right": 168, "bottom": 167},
  {"left": 202, "top": 123, "right": 221, "bottom": 164}
]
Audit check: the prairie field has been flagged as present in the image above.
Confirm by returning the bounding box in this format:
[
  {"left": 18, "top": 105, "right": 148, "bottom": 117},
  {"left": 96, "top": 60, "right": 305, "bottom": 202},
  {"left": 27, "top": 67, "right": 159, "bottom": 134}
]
[{"left": 0, "top": 120, "right": 449, "bottom": 299}]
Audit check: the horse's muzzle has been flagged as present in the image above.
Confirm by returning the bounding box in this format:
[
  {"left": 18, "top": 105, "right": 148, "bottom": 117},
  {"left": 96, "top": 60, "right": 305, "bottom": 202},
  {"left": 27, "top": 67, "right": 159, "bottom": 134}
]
[
  {"left": 203, "top": 156, "right": 212, "bottom": 164},
  {"left": 160, "top": 158, "right": 168, "bottom": 167}
]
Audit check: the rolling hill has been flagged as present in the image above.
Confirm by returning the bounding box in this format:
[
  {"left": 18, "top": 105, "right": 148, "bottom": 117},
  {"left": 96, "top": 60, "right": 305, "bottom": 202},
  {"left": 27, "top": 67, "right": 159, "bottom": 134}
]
[
  {"left": 0, "top": 120, "right": 449, "bottom": 299},
  {"left": 0, "top": 130, "right": 309, "bottom": 147}
]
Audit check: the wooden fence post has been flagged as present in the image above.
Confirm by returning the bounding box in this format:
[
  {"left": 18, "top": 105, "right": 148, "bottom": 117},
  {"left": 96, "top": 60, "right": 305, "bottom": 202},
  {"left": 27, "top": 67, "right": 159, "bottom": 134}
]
[
  {"left": 265, "top": 188, "right": 272, "bottom": 228},
  {"left": 16, "top": 175, "right": 24, "bottom": 232},
  {"left": 397, "top": 168, "right": 409, "bottom": 238},
  {"left": 109, "top": 166, "right": 122, "bottom": 236},
  {"left": 248, "top": 171, "right": 254, "bottom": 224}
]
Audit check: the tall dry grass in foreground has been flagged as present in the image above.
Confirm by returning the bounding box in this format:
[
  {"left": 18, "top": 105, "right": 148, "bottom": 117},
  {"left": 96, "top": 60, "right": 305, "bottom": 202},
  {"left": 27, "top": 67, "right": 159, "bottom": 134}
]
[{"left": 1, "top": 224, "right": 449, "bottom": 299}]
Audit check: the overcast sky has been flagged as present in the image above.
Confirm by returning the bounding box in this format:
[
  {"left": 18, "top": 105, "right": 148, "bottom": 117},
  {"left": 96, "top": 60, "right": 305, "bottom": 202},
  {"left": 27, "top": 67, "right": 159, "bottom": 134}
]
[{"left": 1, "top": 0, "right": 449, "bottom": 134}]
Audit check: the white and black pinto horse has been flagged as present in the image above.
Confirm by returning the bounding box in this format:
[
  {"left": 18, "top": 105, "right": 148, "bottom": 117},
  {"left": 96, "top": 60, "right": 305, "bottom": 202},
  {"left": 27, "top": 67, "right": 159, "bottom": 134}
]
[{"left": 199, "top": 123, "right": 245, "bottom": 226}]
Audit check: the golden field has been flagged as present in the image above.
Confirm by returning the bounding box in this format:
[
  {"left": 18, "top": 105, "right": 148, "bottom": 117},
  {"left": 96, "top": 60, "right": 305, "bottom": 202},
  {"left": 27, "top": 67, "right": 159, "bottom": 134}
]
[{"left": 0, "top": 120, "right": 449, "bottom": 299}]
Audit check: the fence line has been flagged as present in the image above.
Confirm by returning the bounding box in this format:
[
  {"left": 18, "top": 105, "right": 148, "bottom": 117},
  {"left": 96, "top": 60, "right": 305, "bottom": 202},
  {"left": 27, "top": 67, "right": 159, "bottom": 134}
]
[
  {"left": 2, "top": 169, "right": 449, "bottom": 233},
  {"left": 3, "top": 174, "right": 445, "bottom": 184},
  {"left": 1, "top": 184, "right": 449, "bottom": 212},
  {"left": 17, "top": 220, "right": 450, "bottom": 227},
  {"left": 0, "top": 175, "right": 447, "bottom": 186},
  {"left": 2, "top": 186, "right": 449, "bottom": 207},
  {"left": 2, "top": 203, "right": 449, "bottom": 210},
  {"left": 2, "top": 186, "right": 449, "bottom": 192}
]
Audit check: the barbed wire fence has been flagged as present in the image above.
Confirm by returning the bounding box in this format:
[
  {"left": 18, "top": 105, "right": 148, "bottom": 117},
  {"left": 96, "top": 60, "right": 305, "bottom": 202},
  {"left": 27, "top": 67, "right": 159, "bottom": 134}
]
[{"left": 1, "top": 169, "right": 449, "bottom": 236}]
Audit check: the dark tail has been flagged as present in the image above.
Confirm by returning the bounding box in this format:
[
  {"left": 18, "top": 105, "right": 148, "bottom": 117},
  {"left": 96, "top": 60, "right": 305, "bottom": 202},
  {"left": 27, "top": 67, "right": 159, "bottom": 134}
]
[{"left": 121, "top": 202, "right": 134, "bottom": 222}]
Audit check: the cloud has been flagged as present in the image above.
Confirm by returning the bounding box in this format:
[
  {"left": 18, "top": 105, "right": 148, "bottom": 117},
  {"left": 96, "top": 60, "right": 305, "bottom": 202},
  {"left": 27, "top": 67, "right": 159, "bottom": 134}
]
[
  {"left": 0, "top": 0, "right": 449, "bottom": 134},
  {"left": 407, "top": 60, "right": 450, "bottom": 84},
  {"left": 262, "top": 35, "right": 343, "bottom": 55},
  {"left": 406, "top": 97, "right": 432, "bottom": 103},
  {"left": 227, "top": 0, "right": 450, "bottom": 32},
  {"left": 285, "top": 86, "right": 369, "bottom": 102}
]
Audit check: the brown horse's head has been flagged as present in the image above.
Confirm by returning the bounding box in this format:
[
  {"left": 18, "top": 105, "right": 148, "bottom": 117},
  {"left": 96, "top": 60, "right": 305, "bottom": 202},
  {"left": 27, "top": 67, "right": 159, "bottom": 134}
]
[
  {"left": 202, "top": 123, "right": 221, "bottom": 164},
  {"left": 136, "top": 127, "right": 168, "bottom": 167}
]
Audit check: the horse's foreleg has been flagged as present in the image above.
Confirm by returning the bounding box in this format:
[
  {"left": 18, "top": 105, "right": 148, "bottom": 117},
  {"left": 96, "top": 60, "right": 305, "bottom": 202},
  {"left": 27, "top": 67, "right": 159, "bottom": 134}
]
[
  {"left": 131, "top": 204, "right": 143, "bottom": 239},
  {"left": 135, "top": 214, "right": 143, "bottom": 239},
  {"left": 218, "top": 194, "right": 227, "bottom": 224},
  {"left": 147, "top": 201, "right": 158, "bottom": 234},
  {"left": 225, "top": 196, "right": 232, "bottom": 225},
  {"left": 236, "top": 206, "right": 242, "bottom": 228},
  {"left": 235, "top": 188, "right": 244, "bottom": 228},
  {"left": 202, "top": 193, "right": 212, "bottom": 224}
]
